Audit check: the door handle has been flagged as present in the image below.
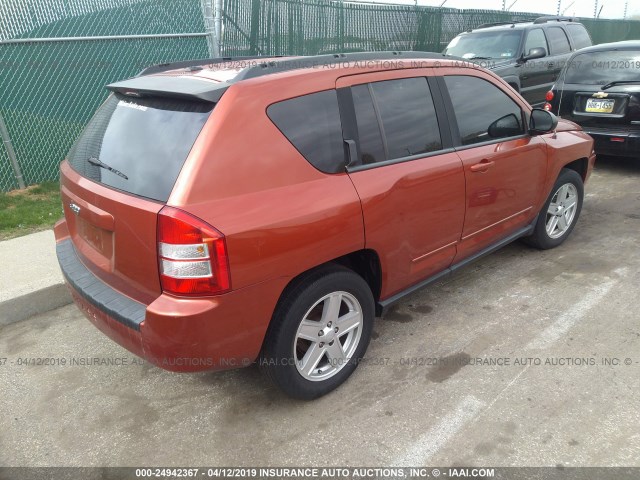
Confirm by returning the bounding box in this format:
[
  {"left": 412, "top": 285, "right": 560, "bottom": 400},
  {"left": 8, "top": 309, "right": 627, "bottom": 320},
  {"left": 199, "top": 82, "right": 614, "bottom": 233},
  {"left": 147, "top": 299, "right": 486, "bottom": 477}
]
[
  {"left": 547, "top": 62, "right": 554, "bottom": 69},
  {"left": 469, "top": 160, "right": 495, "bottom": 173}
]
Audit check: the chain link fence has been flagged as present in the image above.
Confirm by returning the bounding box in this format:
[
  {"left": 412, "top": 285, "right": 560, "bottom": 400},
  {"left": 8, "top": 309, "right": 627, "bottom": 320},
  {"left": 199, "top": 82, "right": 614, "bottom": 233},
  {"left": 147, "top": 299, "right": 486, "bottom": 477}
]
[
  {"left": 2, "top": 0, "right": 640, "bottom": 191},
  {"left": 220, "top": 1, "right": 547, "bottom": 56},
  {"left": 0, "top": 0, "right": 210, "bottom": 191}
]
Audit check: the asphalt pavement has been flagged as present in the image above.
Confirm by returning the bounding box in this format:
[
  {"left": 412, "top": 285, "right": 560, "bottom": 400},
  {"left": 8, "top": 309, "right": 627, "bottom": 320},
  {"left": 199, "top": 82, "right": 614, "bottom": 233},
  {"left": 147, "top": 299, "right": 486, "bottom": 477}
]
[{"left": 1, "top": 157, "right": 639, "bottom": 467}]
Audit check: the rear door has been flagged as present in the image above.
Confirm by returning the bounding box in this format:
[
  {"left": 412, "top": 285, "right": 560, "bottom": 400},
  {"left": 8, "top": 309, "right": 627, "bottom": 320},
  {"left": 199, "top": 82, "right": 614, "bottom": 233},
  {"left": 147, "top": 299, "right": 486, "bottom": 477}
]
[
  {"left": 557, "top": 48, "right": 640, "bottom": 132},
  {"left": 61, "top": 93, "right": 213, "bottom": 303},
  {"left": 545, "top": 27, "right": 572, "bottom": 85},
  {"left": 520, "top": 28, "right": 552, "bottom": 106},
  {"left": 439, "top": 71, "right": 547, "bottom": 262},
  {"left": 337, "top": 69, "right": 465, "bottom": 299}
]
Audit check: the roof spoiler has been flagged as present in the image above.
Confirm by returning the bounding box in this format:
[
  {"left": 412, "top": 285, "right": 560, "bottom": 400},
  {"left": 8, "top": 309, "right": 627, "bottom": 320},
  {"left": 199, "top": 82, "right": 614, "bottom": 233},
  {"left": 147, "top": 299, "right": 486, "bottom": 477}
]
[{"left": 106, "top": 76, "right": 228, "bottom": 103}]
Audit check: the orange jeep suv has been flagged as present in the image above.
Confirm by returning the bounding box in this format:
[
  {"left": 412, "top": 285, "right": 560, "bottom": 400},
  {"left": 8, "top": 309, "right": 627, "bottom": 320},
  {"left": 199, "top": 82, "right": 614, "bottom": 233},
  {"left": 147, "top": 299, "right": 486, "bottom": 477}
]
[{"left": 55, "top": 52, "right": 595, "bottom": 399}]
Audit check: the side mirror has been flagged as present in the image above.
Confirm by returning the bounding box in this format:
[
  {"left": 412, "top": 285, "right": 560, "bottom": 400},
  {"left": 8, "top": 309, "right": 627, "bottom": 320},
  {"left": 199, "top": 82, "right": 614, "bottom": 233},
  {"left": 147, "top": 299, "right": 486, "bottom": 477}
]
[
  {"left": 521, "top": 47, "right": 547, "bottom": 62},
  {"left": 488, "top": 113, "right": 523, "bottom": 138},
  {"left": 529, "top": 108, "right": 558, "bottom": 134}
]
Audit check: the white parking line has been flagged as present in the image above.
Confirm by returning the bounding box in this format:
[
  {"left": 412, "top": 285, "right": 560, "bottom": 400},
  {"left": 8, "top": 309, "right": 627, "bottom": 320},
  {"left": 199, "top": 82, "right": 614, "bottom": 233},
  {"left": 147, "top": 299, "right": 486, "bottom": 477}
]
[
  {"left": 391, "top": 395, "right": 485, "bottom": 467},
  {"left": 392, "top": 269, "right": 627, "bottom": 467},
  {"left": 526, "top": 273, "right": 623, "bottom": 351}
]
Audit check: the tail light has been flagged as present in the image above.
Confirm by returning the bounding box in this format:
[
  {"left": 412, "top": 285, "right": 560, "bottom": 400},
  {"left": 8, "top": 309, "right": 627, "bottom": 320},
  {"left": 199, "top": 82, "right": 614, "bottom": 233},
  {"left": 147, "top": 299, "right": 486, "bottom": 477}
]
[
  {"left": 543, "top": 90, "right": 555, "bottom": 112},
  {"left": 157, "top": 206, "right": 230, "bottom": 296}
]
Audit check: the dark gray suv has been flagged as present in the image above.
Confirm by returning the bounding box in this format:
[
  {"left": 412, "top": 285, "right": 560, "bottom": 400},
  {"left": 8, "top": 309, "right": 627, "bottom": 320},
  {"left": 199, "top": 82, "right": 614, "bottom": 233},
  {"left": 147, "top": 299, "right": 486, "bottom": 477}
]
[{"left": 444, "top": 16, "right": 592, "bottom": 107}]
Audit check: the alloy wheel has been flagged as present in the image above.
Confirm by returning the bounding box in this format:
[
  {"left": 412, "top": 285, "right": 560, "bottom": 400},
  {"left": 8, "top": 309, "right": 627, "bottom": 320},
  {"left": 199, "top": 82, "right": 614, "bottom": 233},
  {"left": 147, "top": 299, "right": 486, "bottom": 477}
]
[
  {"left": 293, "top": 291, "right": 363, "bottom": 382},
  {"left": 545, "top": 183, "right": 578, "bottom": 239}
]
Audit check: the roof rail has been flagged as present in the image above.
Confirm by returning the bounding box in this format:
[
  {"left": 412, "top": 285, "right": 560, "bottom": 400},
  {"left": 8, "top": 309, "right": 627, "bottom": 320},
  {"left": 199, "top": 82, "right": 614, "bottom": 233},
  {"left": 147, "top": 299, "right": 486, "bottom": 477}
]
[
  {"left": 114, "top": 52, "right": 450, "bottom": 104},
  {"left": 137, "top": 55, "right": 282, "bottom": 76},
  {"left": 475, "top": 20, "right": 532, "bottom": 29},
  {"left": 232, "top": 51, "right": 447, "bottom": 82},
  {"left": 533, "top": 15, "right": 576, "bottom": 24}
]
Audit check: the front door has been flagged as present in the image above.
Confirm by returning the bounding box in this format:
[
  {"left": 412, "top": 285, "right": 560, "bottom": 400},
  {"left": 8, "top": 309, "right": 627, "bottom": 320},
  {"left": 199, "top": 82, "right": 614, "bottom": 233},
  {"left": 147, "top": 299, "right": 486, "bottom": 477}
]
[
  {"left": 440, "top": 72, "right": 548, "bottom": 262},
  {"left": 520, "top": 27, "right": 553, "bottom": 106}
]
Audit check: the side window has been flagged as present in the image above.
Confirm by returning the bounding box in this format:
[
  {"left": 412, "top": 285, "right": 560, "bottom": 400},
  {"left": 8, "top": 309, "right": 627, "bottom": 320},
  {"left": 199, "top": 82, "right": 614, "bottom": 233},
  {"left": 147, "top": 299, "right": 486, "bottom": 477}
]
[
  {"left": 546, "top": 27, "right": 571, "bottom": 55},
  {"left": 267, "top": 90, "right": 345, "bottom": 173},
  {"left": 524, "top": 29, "right": 549, "bottom": 56},
  {"left": 352, "top": 77, "right": 442, "bottom": 165},
  {"left": 351, "top": 85, "right": 386, "bottom": 165},
  {"left": 444, "top": 76, "right": 525, "bottom": 146},
  {"left": 566, "top": 24, "right": 592, "bottom": 50}
]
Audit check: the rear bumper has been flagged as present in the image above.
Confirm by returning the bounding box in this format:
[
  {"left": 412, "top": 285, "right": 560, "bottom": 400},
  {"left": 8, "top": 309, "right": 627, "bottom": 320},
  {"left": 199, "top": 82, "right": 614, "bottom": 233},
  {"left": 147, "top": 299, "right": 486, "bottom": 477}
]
[
  {"left": 56, "top": 237, "right": 287, "bottom": 372},
  {"left": 584, "top": 129, "right": 640, "bottom": 157}
]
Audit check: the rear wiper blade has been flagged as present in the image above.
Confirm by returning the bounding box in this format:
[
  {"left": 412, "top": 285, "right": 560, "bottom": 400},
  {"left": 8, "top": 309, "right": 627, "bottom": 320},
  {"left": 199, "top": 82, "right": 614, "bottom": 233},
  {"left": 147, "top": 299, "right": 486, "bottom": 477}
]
[
  {"left": 601, "top": 80, "right": 640, "bottom": 90},
  {"left": 468, "top": 56, "right": 493, "bottom": 60},
  {"left": 87, "top": 157, "right": 128, "bottom": 180}
]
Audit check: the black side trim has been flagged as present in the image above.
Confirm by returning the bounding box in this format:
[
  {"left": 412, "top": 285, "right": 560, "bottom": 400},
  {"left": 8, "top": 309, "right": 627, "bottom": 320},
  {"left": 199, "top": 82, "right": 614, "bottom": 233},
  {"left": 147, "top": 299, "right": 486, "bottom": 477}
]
[
  {"left": 376, "top": 222, "right": 536, "bottom": 315},
  {"left": 428, "top": 76, "right": 454, "bottom": 149},
  {"left": 347, "top": 148, "right": 456, "bottom": 173},
  {"left": 436, "top": 75, "right": 462, "bottom": 147},
  {"left": 56, "top": 240, "right": 146, "bottom": 331},
  {"left": 337, "top": 87, "right": 361, "bottom": 168}
]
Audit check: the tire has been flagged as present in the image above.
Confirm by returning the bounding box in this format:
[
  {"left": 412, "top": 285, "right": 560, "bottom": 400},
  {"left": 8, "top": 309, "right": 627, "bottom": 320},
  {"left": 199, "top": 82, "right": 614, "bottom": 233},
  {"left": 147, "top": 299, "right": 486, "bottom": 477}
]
[
  {"left": 524, "top": 168, "right": 584, "bottom": 250},
  {"left": 260, "top": 265, "right": 374, "bottom": 400}
]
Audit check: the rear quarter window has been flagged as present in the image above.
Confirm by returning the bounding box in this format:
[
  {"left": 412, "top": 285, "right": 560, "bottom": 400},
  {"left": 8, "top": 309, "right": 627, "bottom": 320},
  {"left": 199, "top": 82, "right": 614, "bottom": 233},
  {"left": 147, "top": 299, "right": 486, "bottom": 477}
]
[
  {"left": 566, "top": 24, "right": 592, "bottom": 50},
  {"left": 267, "top": 90, "right": 345, "bottom": 174}
]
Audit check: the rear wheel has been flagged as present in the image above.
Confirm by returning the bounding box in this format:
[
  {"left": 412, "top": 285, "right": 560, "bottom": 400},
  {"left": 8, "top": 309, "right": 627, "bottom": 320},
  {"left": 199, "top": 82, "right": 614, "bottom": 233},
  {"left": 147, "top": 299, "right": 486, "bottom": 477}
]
[
  {"left": 260, "top": 266, "right": 374, "bottom": 400},
  {"left": 524, "top": 168, "right": 584, "bottom": 249}
]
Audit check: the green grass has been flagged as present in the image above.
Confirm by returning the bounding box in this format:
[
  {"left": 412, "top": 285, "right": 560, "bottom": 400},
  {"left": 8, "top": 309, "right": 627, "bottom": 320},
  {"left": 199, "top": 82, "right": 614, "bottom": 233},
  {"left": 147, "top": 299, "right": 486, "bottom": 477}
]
[{"left": 0, "top": 182, "right": 62, "bottom": 240}]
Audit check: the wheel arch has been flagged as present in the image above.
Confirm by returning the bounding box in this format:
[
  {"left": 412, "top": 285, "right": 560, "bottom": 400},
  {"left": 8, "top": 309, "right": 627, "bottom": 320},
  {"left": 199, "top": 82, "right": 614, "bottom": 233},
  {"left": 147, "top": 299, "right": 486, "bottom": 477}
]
[
  {"left": 265, "top": 249, "right": 382, "bottom": 336},
  {"left": 562, "top": 157, "right": 589, "bottom": 181}
]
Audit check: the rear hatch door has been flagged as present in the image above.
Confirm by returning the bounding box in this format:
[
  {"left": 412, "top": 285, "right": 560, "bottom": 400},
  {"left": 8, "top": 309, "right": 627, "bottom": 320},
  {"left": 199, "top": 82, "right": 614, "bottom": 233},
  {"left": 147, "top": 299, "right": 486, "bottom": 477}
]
[
  {"left": 61, "top": 91, "right": 214, "bottom": 304},
  {"left": 557, "top": 48, "right": 640, "bottom": 132}
]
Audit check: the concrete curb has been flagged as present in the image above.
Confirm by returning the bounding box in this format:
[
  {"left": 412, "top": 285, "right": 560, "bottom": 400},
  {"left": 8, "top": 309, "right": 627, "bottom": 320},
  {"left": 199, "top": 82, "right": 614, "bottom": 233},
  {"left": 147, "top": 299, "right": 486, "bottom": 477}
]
[
  {"left": 1, "top": 230, "right": 71, "bottom": 327},
  {"left": 0, "top": 283, "right": 71, "bottom": 327}
]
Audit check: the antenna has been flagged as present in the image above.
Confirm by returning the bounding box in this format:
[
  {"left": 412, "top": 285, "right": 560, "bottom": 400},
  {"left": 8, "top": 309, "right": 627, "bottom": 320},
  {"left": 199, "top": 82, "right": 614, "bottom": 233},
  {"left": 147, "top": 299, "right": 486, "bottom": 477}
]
[
  {"left": 562, "top": 1, "right": 575, "bottom": 15},
  {"left": 555, "top": 54, "right": 572, "bottom": 132}
]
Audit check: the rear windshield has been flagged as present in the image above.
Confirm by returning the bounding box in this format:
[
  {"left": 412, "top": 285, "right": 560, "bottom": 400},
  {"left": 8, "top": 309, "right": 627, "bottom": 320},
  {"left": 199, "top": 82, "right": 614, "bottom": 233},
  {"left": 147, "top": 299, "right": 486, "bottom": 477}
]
[
  {"left": 564, "top": 50, "right": 640, "bottom": 85},
  {"left": 67, "top": 93, "right": 213, "bottom": 202},
  {"left": 444, "top": 31, "right": 522, "bottom": 60}
]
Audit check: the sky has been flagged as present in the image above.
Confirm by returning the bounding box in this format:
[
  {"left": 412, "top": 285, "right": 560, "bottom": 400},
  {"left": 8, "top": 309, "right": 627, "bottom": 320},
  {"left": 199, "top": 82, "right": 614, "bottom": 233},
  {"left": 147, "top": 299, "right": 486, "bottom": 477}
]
[{"left": 353, "top": 0, "right": 640, "bottom": 20}]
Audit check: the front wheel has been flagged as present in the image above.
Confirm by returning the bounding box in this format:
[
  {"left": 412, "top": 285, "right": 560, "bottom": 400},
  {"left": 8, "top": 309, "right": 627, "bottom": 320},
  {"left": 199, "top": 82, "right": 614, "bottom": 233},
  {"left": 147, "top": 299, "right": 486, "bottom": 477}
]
[
  {"left": 260, "top": 266, "right": 374, "bottom": 400},
  {"left": 524, "top": 168, "right": 584, "bottom": 249}
]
